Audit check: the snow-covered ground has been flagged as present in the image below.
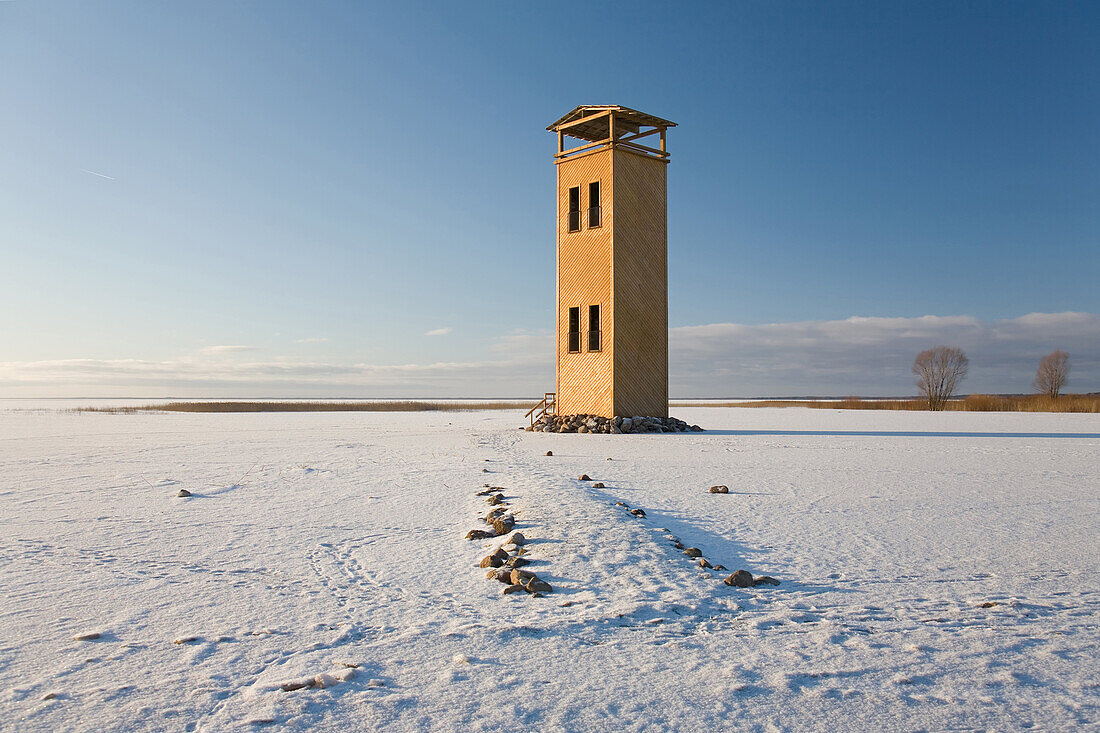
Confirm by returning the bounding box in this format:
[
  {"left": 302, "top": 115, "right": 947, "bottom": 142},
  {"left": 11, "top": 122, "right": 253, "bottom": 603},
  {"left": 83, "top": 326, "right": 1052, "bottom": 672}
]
[{"left": 1, "top": 405, "right": 1098, "bottom": 731}]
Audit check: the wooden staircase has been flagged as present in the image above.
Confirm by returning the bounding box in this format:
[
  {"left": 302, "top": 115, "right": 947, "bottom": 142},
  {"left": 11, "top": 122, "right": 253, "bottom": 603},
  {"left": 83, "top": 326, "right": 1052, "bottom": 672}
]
[{"left": 524, "top": 392, "right": 556, "bottom": 427}]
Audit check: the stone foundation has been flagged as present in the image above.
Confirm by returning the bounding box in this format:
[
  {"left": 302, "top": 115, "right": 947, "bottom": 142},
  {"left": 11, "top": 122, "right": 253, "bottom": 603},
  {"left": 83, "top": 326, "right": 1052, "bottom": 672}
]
[{"left": 527, "top": 414, "right": 703, "bottom": 434}]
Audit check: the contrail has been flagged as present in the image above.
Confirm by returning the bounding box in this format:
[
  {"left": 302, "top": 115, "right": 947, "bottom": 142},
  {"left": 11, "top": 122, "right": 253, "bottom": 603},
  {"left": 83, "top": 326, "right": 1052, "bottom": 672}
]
[{"left": 81, "top": 169, "right": 116, "bottom": 180}]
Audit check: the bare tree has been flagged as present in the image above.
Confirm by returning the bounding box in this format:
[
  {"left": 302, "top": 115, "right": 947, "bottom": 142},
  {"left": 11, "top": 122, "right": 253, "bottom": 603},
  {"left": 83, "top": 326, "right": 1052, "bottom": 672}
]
[
  {"left": 912, "top": 346, "right": 969, "bottom": 410},
  {"left": 1033, "top": 350, "right": 1070, "bottom": 398}
]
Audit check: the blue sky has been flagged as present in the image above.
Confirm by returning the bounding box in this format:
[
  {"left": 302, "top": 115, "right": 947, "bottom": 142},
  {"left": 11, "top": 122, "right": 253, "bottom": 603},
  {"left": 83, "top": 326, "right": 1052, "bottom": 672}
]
[{"left": 1, "top": 1, "right": 1098, "bottom": 397}]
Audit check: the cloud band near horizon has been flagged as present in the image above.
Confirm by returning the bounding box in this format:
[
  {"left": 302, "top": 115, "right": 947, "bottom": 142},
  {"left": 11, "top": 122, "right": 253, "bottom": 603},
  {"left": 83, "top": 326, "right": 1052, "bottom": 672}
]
[{"left": 1, "top": 312, "right": 1096, "bottom": 398}]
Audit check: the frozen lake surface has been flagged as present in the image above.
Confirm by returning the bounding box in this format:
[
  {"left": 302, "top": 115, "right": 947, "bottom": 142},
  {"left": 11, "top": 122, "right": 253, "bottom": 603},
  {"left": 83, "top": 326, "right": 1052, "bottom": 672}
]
[{"left": 1, "top": 406, "right": 1098, "bottom": 731}]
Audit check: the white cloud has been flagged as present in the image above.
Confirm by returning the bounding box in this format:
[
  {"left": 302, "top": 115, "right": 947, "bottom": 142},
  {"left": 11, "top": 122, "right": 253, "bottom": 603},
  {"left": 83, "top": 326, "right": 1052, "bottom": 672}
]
[
  {"left": 196, "top": 345, "right": 257, "bottom": 355},
  {"left": 295, "top": 337, "right": 330, "bottom": 344},
  {"left": 1, "top": 313, "right": 1095, "bottom": 398},
  {"left": 670, "top": 312, "right": 1100, "bottom": 396},
  {"left": 424, "top": 327, "right": 453, "bottom": 337},
  {"left": 0, "top": 330, "right": 555, "bottom": 398}
]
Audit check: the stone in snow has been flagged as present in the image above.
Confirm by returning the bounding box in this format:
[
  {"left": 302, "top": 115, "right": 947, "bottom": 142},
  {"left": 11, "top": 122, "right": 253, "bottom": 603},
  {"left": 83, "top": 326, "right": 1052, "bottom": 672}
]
[
  {"left": 503, "top": 583, "right": 526, "bottom": 594},
  {"left": 176, "top": 489, "right": 192, "bottom": 497},
  {"left": 709, "top": 485, "right": 729, "bottom": 494},
  {"left": 630, "top": 508, "right": 646, "bottom": 518},
  {"left": 486, "top": 568, "right": 512, "bottom": 583},
  {"left": 545, "top": 451, "right": 553, "bottom": 456},
  {"left": 578, "top": 474, "right": 591, "bottom": 481},
  {"left": 510, "top": 568, "right": 536, "bottom": 585},
  {"left": 683, "top": 547, "right": 703, "bottom": 558},
  {"left": 509, "top": 532, "right": 526, "bottom": 545},
  {"left": 526, "top": 578, "right": 553, "bottom": 594},
  {"left": 465, "top": 529, "right": 495, "bottom": 540},
  {"left": 725, "top": 570, "right": 755, "bottom": 588},
  {"left": 753, "top": 575, "right": 780, "bottom": 586},
  {"left": 592, "top": 482, "right": 605, "bottom": 488},
  {"left": 479, "top": 548, "right": 508, "bottom": 568},
  {"left": 72, "top": 632, "right": 101, "bottom": 641}
]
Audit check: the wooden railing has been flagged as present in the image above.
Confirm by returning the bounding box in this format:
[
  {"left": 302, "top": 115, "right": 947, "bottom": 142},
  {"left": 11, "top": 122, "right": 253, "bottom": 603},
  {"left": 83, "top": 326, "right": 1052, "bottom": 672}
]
[{"left": 524, "top": 392, "right": 556, "bottom": 427}]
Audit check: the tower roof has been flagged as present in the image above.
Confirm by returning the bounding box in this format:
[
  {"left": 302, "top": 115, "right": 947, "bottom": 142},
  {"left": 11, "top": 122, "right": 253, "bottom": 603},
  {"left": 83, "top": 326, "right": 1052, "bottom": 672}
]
[{"left": 547, "top": 105, "right": 677, "bottom": 143}]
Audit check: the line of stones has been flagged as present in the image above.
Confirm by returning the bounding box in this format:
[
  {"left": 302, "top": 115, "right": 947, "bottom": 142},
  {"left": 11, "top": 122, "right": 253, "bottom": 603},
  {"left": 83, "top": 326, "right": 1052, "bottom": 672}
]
[
  {"left": 465, "top": 486, "right": 552, "bottom": 596},
  {"left": 577, "top": 474, "right": 781, "bottom": 589}
]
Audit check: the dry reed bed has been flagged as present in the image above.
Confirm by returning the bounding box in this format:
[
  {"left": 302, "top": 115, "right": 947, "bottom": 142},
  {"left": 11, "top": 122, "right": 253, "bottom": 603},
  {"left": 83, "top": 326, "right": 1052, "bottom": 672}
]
[
  {"left": 79, "top": 395, "right": 1100, "bottom": 414},
  {"left": 78, "top": 401, "right": 527, "bottom": 414},
  {"left": 682, "top": 395, "right": 1100, "bottom": 413}
]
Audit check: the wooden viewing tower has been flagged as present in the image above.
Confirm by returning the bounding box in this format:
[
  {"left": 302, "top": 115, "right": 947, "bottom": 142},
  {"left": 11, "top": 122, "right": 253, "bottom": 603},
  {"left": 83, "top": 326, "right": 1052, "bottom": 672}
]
[{"left": 537, "top": 104, "right": 676, "bottom": 421}]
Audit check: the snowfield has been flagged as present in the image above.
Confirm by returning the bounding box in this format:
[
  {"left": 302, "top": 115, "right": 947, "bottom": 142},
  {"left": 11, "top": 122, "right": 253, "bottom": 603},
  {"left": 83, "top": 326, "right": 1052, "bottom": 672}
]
[{"left": 1, "top": 405, "right": 1098, "bottom": 731}]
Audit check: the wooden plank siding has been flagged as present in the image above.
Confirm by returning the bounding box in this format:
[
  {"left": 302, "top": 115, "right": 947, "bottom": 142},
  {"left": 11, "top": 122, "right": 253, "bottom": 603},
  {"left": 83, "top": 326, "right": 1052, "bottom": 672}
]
[
  {"left": 611, "top": 148, "right": 669, "bottom": 417},
  {"left": 556, "top": 148, "right": 614, "bottom": 417},
  {"left": 555, "top": 145, "right": 669, "bottom": 418}
]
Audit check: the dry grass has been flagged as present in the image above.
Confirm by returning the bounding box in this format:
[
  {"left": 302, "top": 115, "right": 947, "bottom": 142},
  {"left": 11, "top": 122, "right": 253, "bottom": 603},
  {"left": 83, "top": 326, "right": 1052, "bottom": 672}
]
[
  {"left": 684, "top": 394, "right": 1100, "bottom": 413},
  {"left": 78, "top": 395, "right": 1100, "bottom": 415},
  {"left": 79, "top": 401, "right": 527, "bottom": 414},
  {"left": 950, "top": 394, "right": 1100, "bottom": 413}
]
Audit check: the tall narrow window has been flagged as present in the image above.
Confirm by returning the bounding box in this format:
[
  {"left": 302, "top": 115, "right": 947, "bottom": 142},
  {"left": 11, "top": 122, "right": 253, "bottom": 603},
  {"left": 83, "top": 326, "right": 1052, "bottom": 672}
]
[
  {"left": 588, "top": 181, "right": 601, "bottom": 228},
  {"left": 568, "top": 307, "right": 580, "bottom": 352},
  {"left": 567, "top": 187, "right": 580, "bottom": 232},
  {"left": 588, "top": 304, "right": 601, "bottom": 351}
]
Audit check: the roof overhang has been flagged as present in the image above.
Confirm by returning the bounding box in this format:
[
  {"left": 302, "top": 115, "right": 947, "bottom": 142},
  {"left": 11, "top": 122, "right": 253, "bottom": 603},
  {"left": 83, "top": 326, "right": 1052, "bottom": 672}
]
[{"left": 547, "top": 105, "right": 677, "bottom": 143}]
